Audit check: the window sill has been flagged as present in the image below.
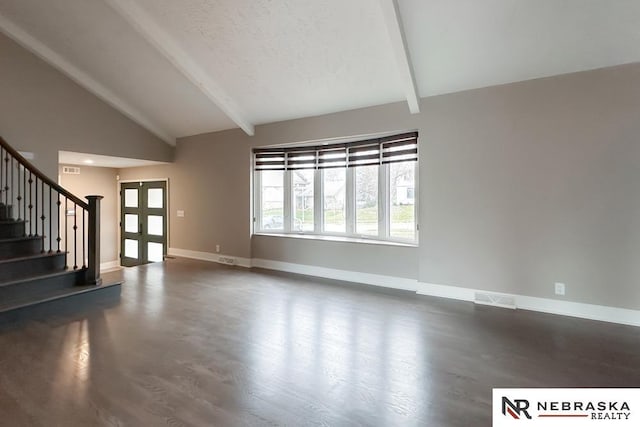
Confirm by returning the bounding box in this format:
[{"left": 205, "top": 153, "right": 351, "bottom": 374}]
[{"left": 252, "top": 232, "right": 418, "bottom": 248}]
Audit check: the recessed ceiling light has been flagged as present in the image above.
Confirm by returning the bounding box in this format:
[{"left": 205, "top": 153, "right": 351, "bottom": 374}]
[{"left": 83, "top": 159, "right": 94, "bottom": 164}]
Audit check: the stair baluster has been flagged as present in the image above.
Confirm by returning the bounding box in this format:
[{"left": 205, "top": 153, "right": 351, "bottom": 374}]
[
  {"left": 22, "top": 168, "right": 26, "bottom": 229},
  {"left": 0, "top": 147, "right": 3, "bottom": 210},
  {"left": 0, "top": 147, "right": 3, "bottom": 206},
  {"left": 82, "top": 208, "right": 86, "bottom": 268},
  {"left": 73, "top": 202, "right": 77, "bottom": 270},
  {"left": 3, "top": 148, "right": 7, "bottom": 206},
  {"left": 28, "top": 171, "right": 32, "bottom": 236},
  {"left": 49, "top": 186, "right": 53, "bottom": 253},
  {"left": 10, "top": 157, "right": 13, "bottom": 209},
  {"left": 1, "top": 147, "right": 4, "bottom": 206},
  {"left": 16, "top": 157, "right": 22, "bottom": 221},
  {"left": 56, "top": 193, "right": 61, "bottom": 253},
  {"left": 40, "top": 179, "right": 45, "bottom": 253},
  {"left": 64, "top": 197, "right": 68, "bottom": 269}
]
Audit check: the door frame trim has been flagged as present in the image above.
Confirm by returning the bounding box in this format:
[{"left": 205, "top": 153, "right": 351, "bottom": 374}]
[{"left": 117, "top": 178, "right": 170, "bottom": 264}]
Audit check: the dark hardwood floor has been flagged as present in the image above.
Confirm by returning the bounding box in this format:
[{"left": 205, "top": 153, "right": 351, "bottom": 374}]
[{"left": 0, "top": 258, "right": 639, "bottom": 426}]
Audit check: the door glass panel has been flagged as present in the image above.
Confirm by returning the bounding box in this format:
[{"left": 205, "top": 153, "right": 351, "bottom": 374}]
[
  {"left": 148, "top": 215, "right": 163, "bottom": 236},
  {"left": 124, "top": 214, "right": 138, "bottom": 233},
  {"left": 124, "top": 189, "right": 138, "bottom": 208},
  {"left": 124, "top": 239, "right": 138, "bottom": 259},
  {"left": 148, "top": 242, "right": 163, "bottom": 262},
  {"left": 148, "top": 188, "right": 163, "bottom": 208}
]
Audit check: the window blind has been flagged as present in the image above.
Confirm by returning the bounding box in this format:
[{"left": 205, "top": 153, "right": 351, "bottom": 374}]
[{"left": 253, "top": 131, "right": 417, "bottom": 171}]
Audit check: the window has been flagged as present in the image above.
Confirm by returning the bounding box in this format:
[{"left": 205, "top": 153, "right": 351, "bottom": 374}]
[
  {"left": 355, "top": 165, "right": 378, "bottom": 236},
  {"left": 323, "top": 168, "right": 346, "bottom": 233},
  {"left": 260, "top": 170, "right": 284, "bottom": 230},
  {"left": 390, "top": 161, "right": 416, "bottom": 241},
  {"left": 253, "top": 132, "right": 418, "bottom": 243},
  {"left": 292, "top": 169, "right": 314, "bottom": 232}
]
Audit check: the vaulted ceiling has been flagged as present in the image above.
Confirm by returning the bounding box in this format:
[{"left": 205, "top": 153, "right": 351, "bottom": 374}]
[{"left": 1, "top": 0, "right": 639, "bottom": 145}]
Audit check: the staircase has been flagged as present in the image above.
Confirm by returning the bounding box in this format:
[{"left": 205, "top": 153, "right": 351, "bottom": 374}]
[{"left": 0, "top": 136, "right": 121, "bottom": 319}]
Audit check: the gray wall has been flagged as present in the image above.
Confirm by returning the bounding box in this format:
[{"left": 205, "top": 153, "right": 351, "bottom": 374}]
[
  {"left": 0, "top": 32, "right": 173, "bottom": 179},
  {"left": 419, "top": 64, "right": 640, "bottom": 310},
  {"left": 59, "top": 165, "right": 119, "bottom": 265},
  {"left": 121, "top": 62, "right": 640, "bottom": 310},
  {"left": 252, "top": 235, "right": 418, "bottom": 279},
  {"left": 118, "top": 135, "right": 256, "bottom": 260}
]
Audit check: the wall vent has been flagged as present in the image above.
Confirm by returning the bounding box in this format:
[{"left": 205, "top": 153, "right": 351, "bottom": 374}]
[
  {"left": 62, "top": 166, "right": 80, "bottom": 175},
  {"left": 218, "top": 256, "right": 236, "bottom": 265},
  {"left": 474, "top": 292, "right": 516, "bottom": 309}
]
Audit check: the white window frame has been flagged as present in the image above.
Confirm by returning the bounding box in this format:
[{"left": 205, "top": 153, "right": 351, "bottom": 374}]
[{"left": 254, "top": 161, "right": 418, "bottom": 245}]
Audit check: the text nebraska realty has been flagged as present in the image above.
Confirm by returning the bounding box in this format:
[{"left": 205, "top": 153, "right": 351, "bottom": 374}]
[
  {"left": 505, "top": 397, "right": 631, "bottom": 420},
  {"left": 538, "top": 400, "right": 631, "bottom": 420}
]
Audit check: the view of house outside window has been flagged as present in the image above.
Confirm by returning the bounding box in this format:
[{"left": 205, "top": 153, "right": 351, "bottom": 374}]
[
  {"left": 292, "top": 169, "right": 314, "bottom": 232},
  {"left": 260, "top": 170, "right": 284, "bottom": 230},
  {"left": 390, "top": 161, "right": 416, "bottom": 241},
  {"left": 355, "top": 165, "right": 378, "bottom": 236},
  {"left": 253, "top": 132, "right": 417, "bottom": 244},
  {"left": 323, "top": 168, "right": 346, "bottom": 233}
]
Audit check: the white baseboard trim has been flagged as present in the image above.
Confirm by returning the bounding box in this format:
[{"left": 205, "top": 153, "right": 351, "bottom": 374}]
[
  {"left": 417, "top": 282, "right": 640, "bottom": 327},
  {"left": 251, "top": 258, "right": 419, "bottom": 292},
  {"left": 516, "top": 294, "right": 640, "bottom": 327},
  {"left": 100, "top": 260, "right": 121, "bottom": 271},
  {"left": 168, "top": 248, "right": 252, "bottom": 268},
  {"left": 416, "top": 282, "right": 475, "bottom": 301},
  {"left": 165, "top": 248, "right": 639, "bottom": 328}
]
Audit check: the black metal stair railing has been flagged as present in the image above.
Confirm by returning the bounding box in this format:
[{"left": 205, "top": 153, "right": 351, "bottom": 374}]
[{"left": 0, "top": 136, "right": 103, "bottom": 286}]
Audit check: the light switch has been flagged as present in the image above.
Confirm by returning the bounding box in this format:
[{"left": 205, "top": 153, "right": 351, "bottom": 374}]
[{"left": 177, "top": 210, "right": 185, "bottom": 217}]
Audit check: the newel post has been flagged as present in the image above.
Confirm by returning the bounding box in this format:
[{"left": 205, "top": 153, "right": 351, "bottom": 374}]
[{"left": 86, "top": 195, "right": 103, "bottom": 286}]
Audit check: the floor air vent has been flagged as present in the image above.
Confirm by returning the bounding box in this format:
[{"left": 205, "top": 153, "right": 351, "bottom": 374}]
[
  {"left": 474, "top": 292, "right": 516, "bottom": 309},
  {"left": 218, "top": 256, "right": 235, "bottom": 265}
]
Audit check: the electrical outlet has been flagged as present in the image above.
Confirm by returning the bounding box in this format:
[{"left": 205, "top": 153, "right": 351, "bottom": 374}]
[
  {"left": 216, "top": 245, "right": 220, "bottom": 253},
  {"left": 554, "top": 282, "right": 566, "bottom": 296}
]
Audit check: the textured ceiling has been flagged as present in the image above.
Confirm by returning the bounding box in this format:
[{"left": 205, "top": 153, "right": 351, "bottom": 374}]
[
  {"left": 1, "top": 0, "right": 639, "bottom": 144},
  {"left": 133, "top": 0, "right": 403, "bottom": 125}
]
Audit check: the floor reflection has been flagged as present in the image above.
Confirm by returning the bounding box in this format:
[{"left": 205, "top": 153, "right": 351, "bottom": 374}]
[
  {"left": 122, "top": 263, "right": 166, "bottom": 320},
  {"left": 246, "top": 281, "right": 427, "bottom": 424},
  {"left": 44, "top": 319, "right": 89, "bottom": 405}
]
